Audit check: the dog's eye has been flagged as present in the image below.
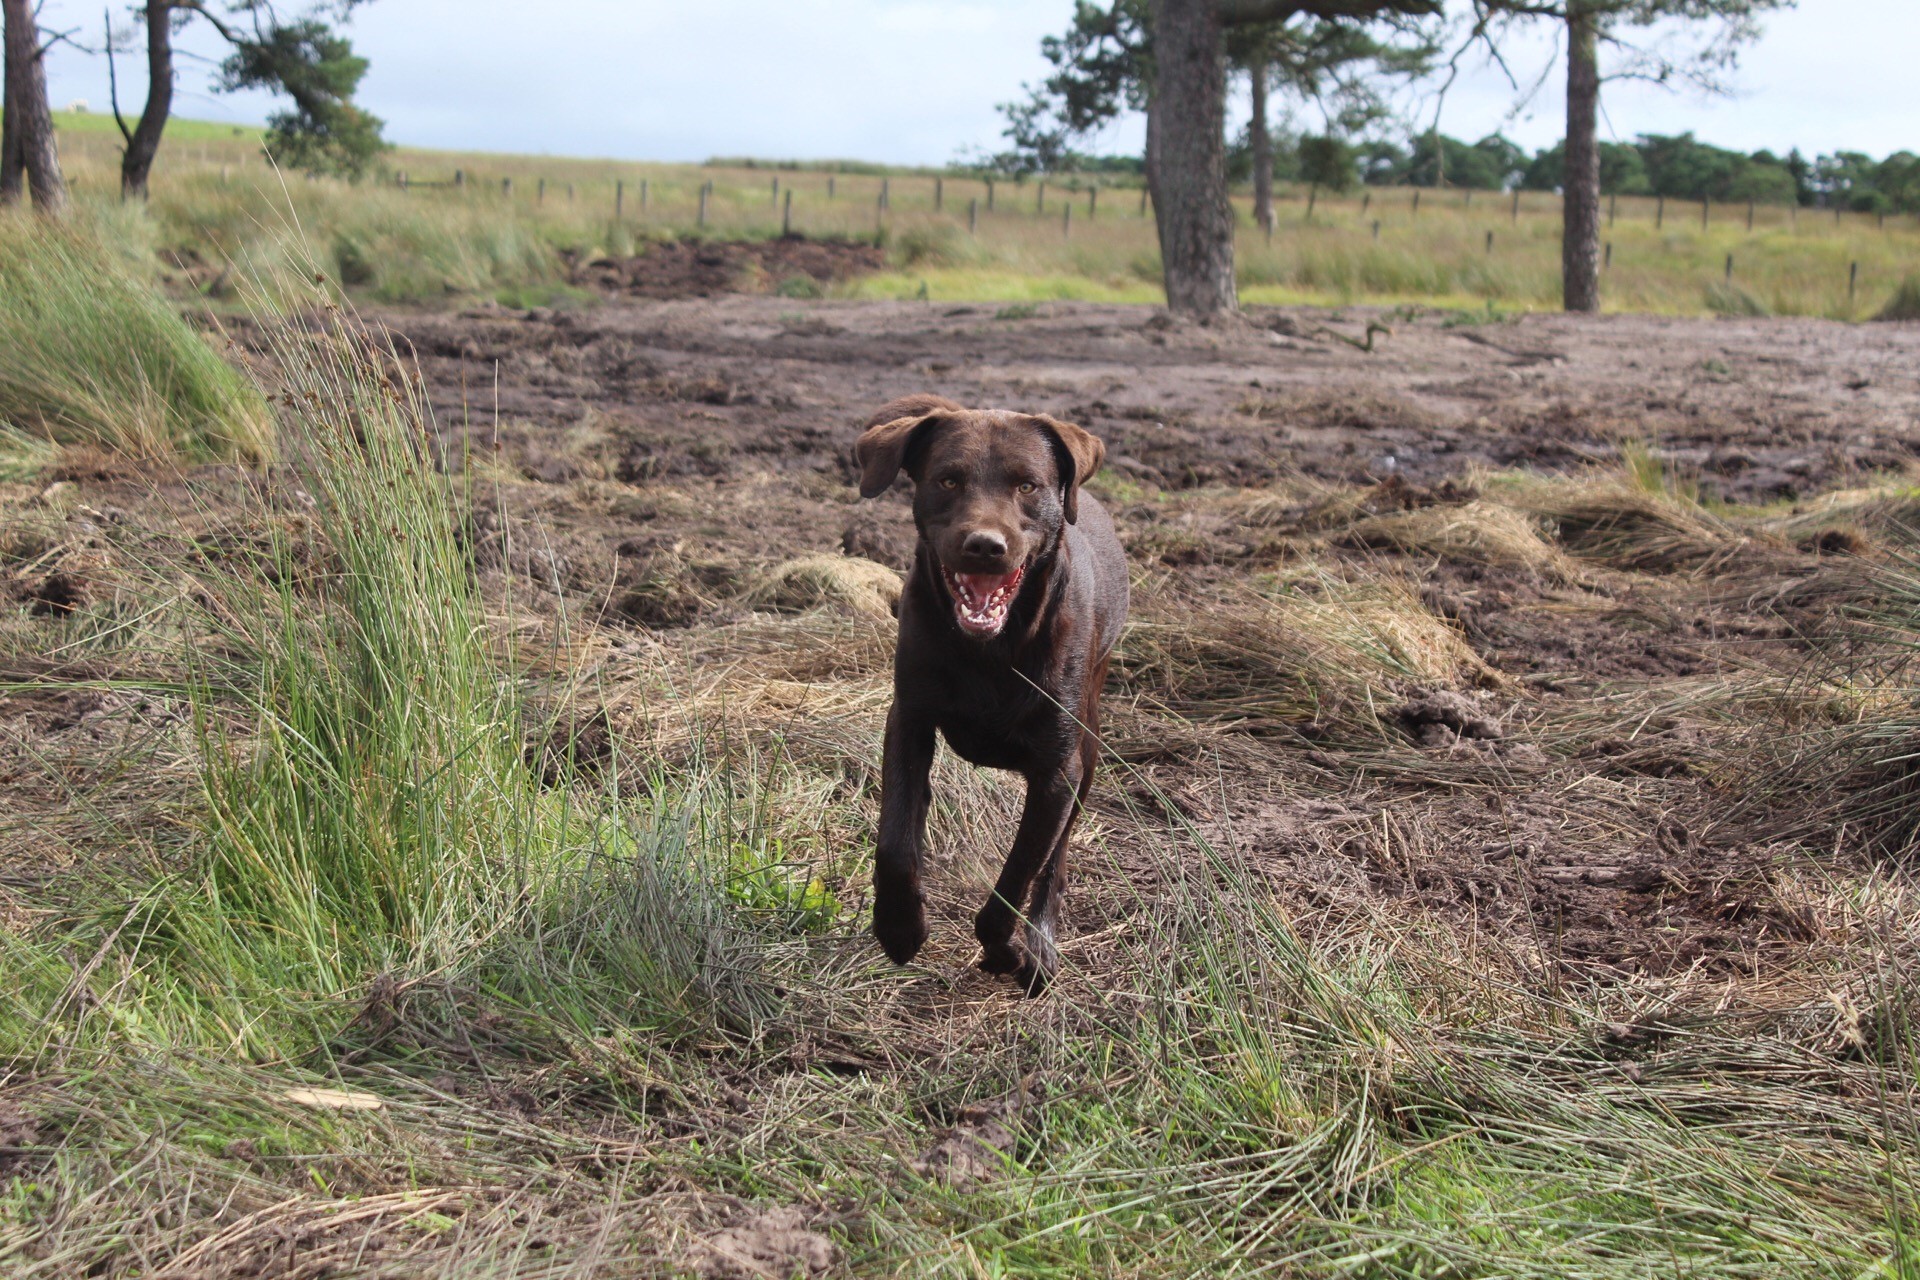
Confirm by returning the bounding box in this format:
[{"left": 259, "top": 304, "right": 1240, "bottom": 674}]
[
  {"left": 940, "top": 476, "right": 960, "bottom": 490},
  {"left": 1018, "top": 481, "right": 1037, "bottom": 494}
]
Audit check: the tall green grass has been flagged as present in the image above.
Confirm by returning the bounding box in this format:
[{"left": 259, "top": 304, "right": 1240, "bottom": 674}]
[
  {"left": 0, "top": 215, "right": 272, "bottom": 463},
  {"left": 1, "top": 303, "right": 773, "bottom": 1070}
]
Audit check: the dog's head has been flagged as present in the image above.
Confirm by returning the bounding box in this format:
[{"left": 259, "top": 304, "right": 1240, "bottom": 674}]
[{"left": 855, "top": 394, "right": 1104, "bottom": 639}]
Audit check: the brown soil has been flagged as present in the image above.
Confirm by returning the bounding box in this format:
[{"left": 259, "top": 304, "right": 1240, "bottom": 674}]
[
  {"left": 12, "top": 297, "right": 1920, "bottom": 993},
  {"left": 562, "top": 237, "right": 886, "bottom": 300}
]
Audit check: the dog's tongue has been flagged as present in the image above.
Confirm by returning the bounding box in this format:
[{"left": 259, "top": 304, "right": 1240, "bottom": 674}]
[{"left": 946, "top": 567, "right": 1023, "bottom": 637}]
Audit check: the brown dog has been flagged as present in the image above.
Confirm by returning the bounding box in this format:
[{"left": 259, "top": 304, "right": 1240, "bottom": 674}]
[{"left": 855, "top": 394, "right": 1128, "bottom": 993}]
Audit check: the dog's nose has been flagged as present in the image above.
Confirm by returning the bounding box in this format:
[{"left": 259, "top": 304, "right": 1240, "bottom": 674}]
[{"left": 962, "top": 530, "right": 1008, "bottom": 561}]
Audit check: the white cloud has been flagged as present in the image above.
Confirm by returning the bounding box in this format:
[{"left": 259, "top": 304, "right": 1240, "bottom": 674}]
[{"left": 32, "top": 0, "right": 1917, "bottom": 166}]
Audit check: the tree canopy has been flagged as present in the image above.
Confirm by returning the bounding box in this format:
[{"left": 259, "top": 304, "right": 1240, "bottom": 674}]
[{"left": 217, "top": 16, "right": 385, "bottom": 176}]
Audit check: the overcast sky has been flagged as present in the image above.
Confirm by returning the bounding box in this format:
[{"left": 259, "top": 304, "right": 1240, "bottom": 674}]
[{"left": 33, "top": 1, "right": 1919, "bottom": 166}]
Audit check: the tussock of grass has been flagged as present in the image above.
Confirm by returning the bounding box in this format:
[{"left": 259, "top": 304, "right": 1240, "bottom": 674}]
[
  {"left": 0, "top": 217, "right": 272, "bottom": 464},
  {"left": 1516, "top": 476, "right": 1774, "bottom": 573},
  {"left": 1, "top": 304, "right": 776, "bottom": 1072},
  {"left": 744, "top": 553, "right": 902, "bottom": 619},
  {"left": 1114, "top": 570, "right": 1494, "bottom": 737},
  {"left": 1876, "top": 274, "right": 1920, "bottom": 322},
  {"left": 1341, "top": 500, "right": 1574, "bottom": 578},
  {"left": 1705, "top": 279, "right": 1771, "bottom": 317}
]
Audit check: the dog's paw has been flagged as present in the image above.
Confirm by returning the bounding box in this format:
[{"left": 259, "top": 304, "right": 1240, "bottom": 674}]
[
  {"left": 872, "top": 899, "right": 928, "bottom": 965},
  {"left": 976, "top": 940, "right": 1025, "bottom": 976}
]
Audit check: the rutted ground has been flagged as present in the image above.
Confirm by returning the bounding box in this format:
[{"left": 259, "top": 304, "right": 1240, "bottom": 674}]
[
  {"left": 337, "top": 295, "right": 1920, "bottom": 983},
  {"left": 7, "top": 289, "right": 1920, "bottom": 1275}
]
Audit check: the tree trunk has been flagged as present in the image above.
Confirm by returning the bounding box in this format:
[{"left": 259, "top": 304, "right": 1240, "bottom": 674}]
[
  {"left": 0, "top": 15, "right": 20, "bottom": 206},
  {"left": 1, "top": 0, "right": 67, "bottom": 213},
  {"left": 1561, "top": 2, "right": 1602, "bottom": 313},
  {"left": 1149, "top": 0, "right": 1237, "bottom": 316},
  {"left": 119, "top": 2, "right": 176, "bottom": 200},
  {"left": 1249, "top": 57, "right": 1272, "bottom": 234}
]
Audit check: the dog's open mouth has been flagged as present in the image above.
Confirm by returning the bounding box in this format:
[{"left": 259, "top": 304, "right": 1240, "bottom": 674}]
[{"left": 942, "top": 564, "right": 1026, "bottom": 637}]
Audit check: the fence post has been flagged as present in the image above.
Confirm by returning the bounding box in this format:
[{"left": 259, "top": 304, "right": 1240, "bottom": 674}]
[
  {"left": 1063, "top": 202, "right": 1071, "bottom": 238},
  {"left": 502, "top": 176, "right": 512, "bottom": 197},
  {"left": 935, "top": 176, "right": 943, "bottom": 211},
  {"left": 1037, "top": 180, "right": 1046, "bottom": 214},
  {"left": 455, "top": 168, "right": 465, "bottom": 188},
  {"left": 1464, "top": 188, "right": 1472, "bottom": 209},
  {"left": 1850, "top": 260, "right": 1859, "bottom": 307},
  {"left": 771, "top": 175, "right": 779, "bottom": 203},
  {"left": 1725, "top": 252, "right": 1734, "bottom": 281},
  {"left": 1371, "top": 220, "right": 1380, "bottom": 241},
  {"left": 988, "top": 179, "right": 996, "bottom": 212},
  {"left": 1307, "top": 185, "right": 1317, "bottom": 220},
  {"left": 615, "top": 179, "right": 624, "bottom": 218},
  {"left": 1486, "top": 230, "right": 1494, "bottom": 254},
  {"left": 1511, "top": 190, "right": 1520, "bottom": 224},
  {"left": 1604, "top": 240, "right": 1612, "bottom": 269},
  {"left": 538, "top": 177, "right": 545, "bottom": 203},
  {"left": 1139, "top": 184, "right": 1148, "bottom": 215},
  {"left": 1412, "top": 189, "right": 1420, "bottom": 215},
  {"left": 641, "top": 178, "right": 649, "bottom": 211},
  {"left": 698, "top": 184, "right": 708, "bottom": 226},
  {"left": 1089, "top": 186, "right": 1097, "bottom": 219},
  {"left": 968, "top": 197, "right": 977, "bottom": 234},
  {"left": 1608, "top": 192, "right": 1616, "bottom": 226},
  {"left": 1362, "top": 190, "right": 1371, "bottom": 215},
  {"left": 1701, "top": 197, "right": 1709, "bottom": 229},
  {"left": 881, "top": 178, "right": 890, "bottom": 210},
  {"left": 568, "top": 182, "right": 575, "bottom": 202},
  {"left": 1747, "top": 200, "right": 1755, "bottom": 230},
  {"left": 783, "top": 188, "right": 793, "bottom": 236},
  {"left": 1656, "top": 195, "right": 1664, "bottom": 229},
  {"left": 828, "top": 174, "right": 836, "bottom": 199}
]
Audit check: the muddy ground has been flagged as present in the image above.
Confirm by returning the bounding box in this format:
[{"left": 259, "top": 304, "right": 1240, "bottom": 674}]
[
  {"left": 358, "top": 295, "right": 1920, "bottom": 986},
  {"left": 11, "top": 283, "right": 1920, "bottom": 1001}
]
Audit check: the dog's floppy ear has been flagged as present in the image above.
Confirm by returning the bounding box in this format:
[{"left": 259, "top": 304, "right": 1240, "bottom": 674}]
[
  {"left": 855, "top": 394, "right": 963, "bottom": 498},
  {"left": 1029, "top": 414, "right": 1105, "bottom": 524}
]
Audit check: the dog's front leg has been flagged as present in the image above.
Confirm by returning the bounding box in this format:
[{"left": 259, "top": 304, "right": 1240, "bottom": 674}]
[
  {"left": 975, "top": 756, "right": 1083, "bottom": 982},
  {"left": 873, "top": 702, "right": 935, "bottom": 964}
]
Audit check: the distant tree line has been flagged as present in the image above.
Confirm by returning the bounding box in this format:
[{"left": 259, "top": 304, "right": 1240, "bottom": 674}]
[{"left": 1220, "top": 127, "right": 1920, "bottom": 213}]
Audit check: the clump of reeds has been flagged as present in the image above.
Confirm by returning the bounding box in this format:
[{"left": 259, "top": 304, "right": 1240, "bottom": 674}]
[
  {"left": 1875, "top": 274, "right": 1920, "bottom": 322},
  {"left": 0, "top": 216, "right": 272, "bottom": 464},
  {"left": 1705, "top": 279, "right": 1771, "bottom": 317}
]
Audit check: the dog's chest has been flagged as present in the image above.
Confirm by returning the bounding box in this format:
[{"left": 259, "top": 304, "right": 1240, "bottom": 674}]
[{"left": 927, "top": 664, "right": 1075, "bottom": 772}]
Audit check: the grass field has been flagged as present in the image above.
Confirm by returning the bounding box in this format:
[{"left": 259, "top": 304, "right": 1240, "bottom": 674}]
[
  {"left": 36, "top": 112, "right": 1920, "bottom": 317},
  {"left": 6, "top": 116, "right": 1920, "bottom": 1278}
]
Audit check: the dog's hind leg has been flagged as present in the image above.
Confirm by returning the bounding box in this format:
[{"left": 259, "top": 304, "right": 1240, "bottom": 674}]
[
  {"left": 873, "top": 704, "right": 935, "bottom": 965},
  {"left": 1017, "top": 711, "right": 1101, "bottom": 994}
]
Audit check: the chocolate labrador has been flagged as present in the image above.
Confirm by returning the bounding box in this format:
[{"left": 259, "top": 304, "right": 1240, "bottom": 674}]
[{"left": 855, "top": 394, "right": 1128, "bottom": 993}]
